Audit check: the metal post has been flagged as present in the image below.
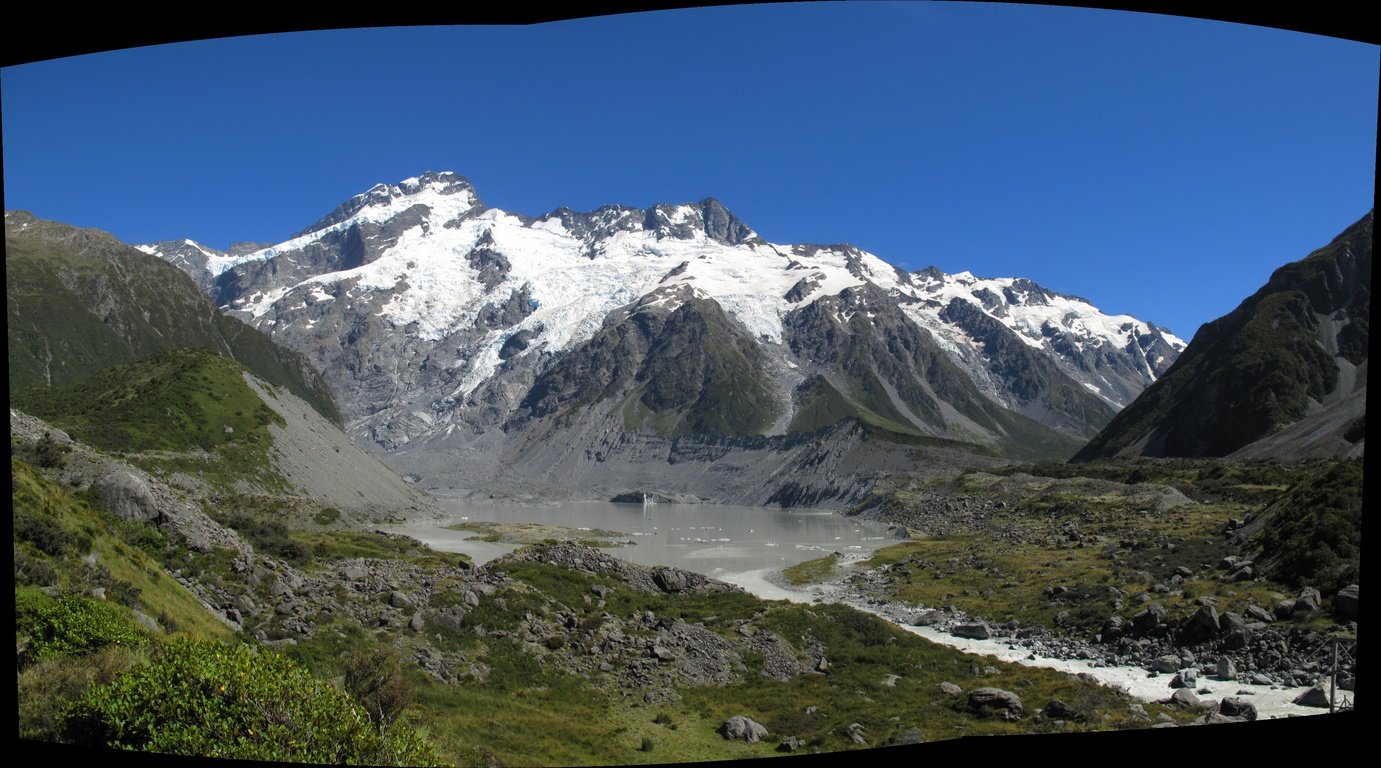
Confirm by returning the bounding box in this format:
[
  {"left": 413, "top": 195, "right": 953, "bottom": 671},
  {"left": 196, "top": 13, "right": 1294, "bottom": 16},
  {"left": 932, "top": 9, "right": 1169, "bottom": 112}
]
[{"left": 1330, "top": 637, "right": 1338, "bottom": 714}]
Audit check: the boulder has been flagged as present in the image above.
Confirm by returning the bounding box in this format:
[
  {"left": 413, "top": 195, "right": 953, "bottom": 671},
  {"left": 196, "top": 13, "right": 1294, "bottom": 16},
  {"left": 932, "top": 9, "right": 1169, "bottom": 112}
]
[
  {"left": 1296, "top": 588, "right": 1322, "bottom": 614},
  {"left": 1179, "top": 604, "right": 1220, "bottom": 644},
  {"left": 938, "top": 681, "right": 964, "bottom": 697},
  {"left": 1274, "top": 599, "right": 1297, "bottom": 621},
  {"left": 1170, "top": 669, "right": 1197, "bottom": 689},
  {"left": 1244, "top": 604, "right": 1275, "bottom": 624},
  {"left": 890, "top": 728, "right": 924, "bottom": 745},
  {"left": 969, "top": 687, "right": 1024, "bottom": 719},
  {"left": 776, "top": 736, "right": 805, "bottom": 753},
  {"left": 93, "top": 471, "right": 160, "bottom": 523},
  {"left": 1292, "top": 685, "right": 1331, "bottom": 708},
  {"left": 1219, "top": 697, "right": 1258, "bottom": 721},
  {"left": 131, "top": 609, "right": 162, "bottom": 633},
  {"left": 390, "top": 591, "right": 413, "bottom": 609},
  {"left": 951, "top": 622, "right": 991, "bottom": 640},
  {"left": 652, "top": 568, "right": 690, "bottom": 593},
  {"left": 719, "top": 715, "right": 769, "bottom": 743},
  {"left": 1216, "top": 657, "right": 1238, "bottom": 680},
  {"left": 1334, "top": 585, "right": 1359, "bottom": 621},
  {"left": 1043, "top": 699, "right": 1081, "bottom": 721},
  {"left": 1151, "top": 655, "right": 1181, "bottom": 674},
  {"left": 1167, "top": 688, "right": 1202, "bottom": 708},
  {"left": 1132, "top": 603, "right": 1167, "bottom": 633},
  {"left": 1221, "top": 627, "right": 1252, "bottom": 651}
]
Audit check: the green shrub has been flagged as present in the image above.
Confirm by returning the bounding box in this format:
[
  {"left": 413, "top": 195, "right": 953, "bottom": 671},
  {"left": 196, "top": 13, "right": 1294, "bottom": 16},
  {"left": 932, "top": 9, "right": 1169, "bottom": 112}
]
[
  {"left": 343, "top": 646, "right": 416, "bottom": 727},
  {"left": 18, "top": 645, "right": 142, "bottom": 741},
  {"left": 14, "top": 509, "right": 79, "bottom": 557},
  {"left": 63, "top": 638, "right": 442, "bottom": 765},
  {"left": 313, "top": 507, "right": 341, "bottom": 526},
  {"left": 15, "top": 588, "right": 149, "bottom": 665}
]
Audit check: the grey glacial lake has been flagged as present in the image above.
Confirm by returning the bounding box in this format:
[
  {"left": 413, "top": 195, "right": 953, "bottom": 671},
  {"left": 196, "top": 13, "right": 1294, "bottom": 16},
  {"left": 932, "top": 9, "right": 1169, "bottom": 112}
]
[{"left": 385, "top": 498, "right": 894, "bottom": 595}]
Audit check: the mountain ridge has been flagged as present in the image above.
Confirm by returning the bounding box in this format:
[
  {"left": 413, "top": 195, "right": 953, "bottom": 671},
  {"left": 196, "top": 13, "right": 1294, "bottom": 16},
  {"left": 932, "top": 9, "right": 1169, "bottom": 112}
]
[
  {"left": 1074, "top": 210, "right": 1371, "bottom": 461},
  {"left": 125, "top": 172, "right": 1184, "bottom": 500}
]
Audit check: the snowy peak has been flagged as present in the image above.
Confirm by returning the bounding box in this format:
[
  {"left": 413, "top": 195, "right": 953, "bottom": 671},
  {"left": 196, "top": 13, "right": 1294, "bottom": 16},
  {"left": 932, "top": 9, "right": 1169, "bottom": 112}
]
[
  {"left": 538, "top": 196, "right": 760, "bottom": 248},
  {"left": 300, "top": 170, "right": 479, "bottom": 235}
]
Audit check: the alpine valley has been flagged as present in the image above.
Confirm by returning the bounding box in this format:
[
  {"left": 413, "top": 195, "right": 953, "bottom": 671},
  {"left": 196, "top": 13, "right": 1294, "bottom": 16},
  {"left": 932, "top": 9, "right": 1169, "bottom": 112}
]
[
  {"left": 137, "top": 171, "right": 1186, "bottom": 506},
  {"left": 9, "top": 176, "right": 1364, "bottom": 765}
]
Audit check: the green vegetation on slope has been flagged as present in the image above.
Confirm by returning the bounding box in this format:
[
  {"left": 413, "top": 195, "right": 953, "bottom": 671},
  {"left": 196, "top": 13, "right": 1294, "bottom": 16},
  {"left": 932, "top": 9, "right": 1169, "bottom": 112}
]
[
  {"left": 13, "top": 452, "right": 441, "bottom": 763},
  {"left": 13, "top": 348, "right": 286, "bottom": 489},
  {"left": 1075, "top": 211, "right": 1370, "bottom": 460},
  {"left": 1255, "top": 460, "right": 1363, "bottom": 595},
  {"left": 5, "top": 211, "right": 340, "bottom": 424}
]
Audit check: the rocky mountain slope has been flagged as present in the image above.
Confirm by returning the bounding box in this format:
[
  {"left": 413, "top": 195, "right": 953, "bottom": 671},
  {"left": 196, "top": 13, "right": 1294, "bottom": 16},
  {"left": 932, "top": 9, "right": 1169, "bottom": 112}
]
[
  {"left": 6, "top": 211, "right": 340, "bottom": 424},
  {"left": 137, "top": 172, "right": 1183, "bottom": 501},
  {"left": 1074, "top": 211, "right": 1370, "bottom": 461}
]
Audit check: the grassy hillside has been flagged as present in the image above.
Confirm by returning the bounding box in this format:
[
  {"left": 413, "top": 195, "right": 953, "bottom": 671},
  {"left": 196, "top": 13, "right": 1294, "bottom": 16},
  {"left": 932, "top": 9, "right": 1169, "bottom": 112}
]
[
  {"left": 12, "top": 348, "right": 287, "bottom": 489},
  {"left": 5, "top": 211, "right": 340, "bottom": 425}
]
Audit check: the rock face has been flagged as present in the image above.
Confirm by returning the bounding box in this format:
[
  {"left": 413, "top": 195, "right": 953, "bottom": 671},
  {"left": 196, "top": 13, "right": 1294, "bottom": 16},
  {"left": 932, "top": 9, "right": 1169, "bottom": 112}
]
[
  {"left": 134, "top": 173, "right": 1186, "bottom": 501},
  {"left": 718, "top": 716, "right": 769, "bottom": 743},
  {"left": 1076, "top": 210, "right": 1371, "bottom": 461}
]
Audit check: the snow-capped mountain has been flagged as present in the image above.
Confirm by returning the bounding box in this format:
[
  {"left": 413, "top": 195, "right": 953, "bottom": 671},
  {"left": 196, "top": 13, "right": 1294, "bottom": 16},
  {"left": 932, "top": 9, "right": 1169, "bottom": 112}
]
[{"left": 142, "top": 171, "right": 1185, "bottom": 503}]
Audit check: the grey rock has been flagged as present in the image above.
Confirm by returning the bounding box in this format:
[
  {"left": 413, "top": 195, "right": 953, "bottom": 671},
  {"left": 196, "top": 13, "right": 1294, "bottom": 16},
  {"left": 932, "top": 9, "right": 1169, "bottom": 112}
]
[
  {"left": 1334, "top": 584, "right": 1359, "bottom": 621},
  {"left": 1296, "top": 588, "right": 1322, "bottom": 613},
  {"left": 969, "top": 687, "right": 1024, "bottom": 719},
  {"left": 1180, "top": 604, "right": 1220, "bottom": 643},
  {"left": 777, "top": 736, "right": 805, "bottom": 753},
  {"left": 132, "top": 609, "right": 163, "bottom": 633},
  {"left": 93, "top": 471, "right": 160, "bottom": 523},
  {"left": 1216, "top": 657, "right": 1237, "bottom": 680},
  {"left": 341, "top": 565, "right": 368, "bottom": 581},
  {"left": 938, "top": 682, "right": 964, "bottom": 697},
  {"left": 951, "top": 622, "right": 991, "bottom": 640},
  {"left": 1043, "top": 699, "right": 1081, "bottom": 721},
  {"left": 1132, "top": 603, "right": 1167, "bottom": 632},
  {"left": 1151, "top": 655, "right": 1181, "bottom": 674},
  {"left": 1292, "top": 685, "right": 1331, "bottom": 708},
  {"left": 1221, "top": 626, "right": 1252, "bottom": 650},
  {"left": 1274, "top": 599, "right": 1297, "bottom": 621},
  {"left": 891, "top": 727, "right": 924, "bottom": 745},
  {"left": 1171, "top": 669, "right": 1197, "bottom": 689},
  {"left": 1218, "top": 697, "right": 1258, "bottom": 721},
  {"left": 1244, "top": 604, "right": 1275, "bottom": 623},
  {"left": 409, "top": 613, "right": 425, "bottom": 631},
  {"left": 390, "top": 590, "right": 414, "bottom": 609},
  {"left": 719, "top": 715, "right": 769, "bottom": 743},
  {"left": 652, "top": 568, "right": 690, "bottom": 593},
  {"left": 1167, "top": 688, "right": 1202, "bottom": 708}
]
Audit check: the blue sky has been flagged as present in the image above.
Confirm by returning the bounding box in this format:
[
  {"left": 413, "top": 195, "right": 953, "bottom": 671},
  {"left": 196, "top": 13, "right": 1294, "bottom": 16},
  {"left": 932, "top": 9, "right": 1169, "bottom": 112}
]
[{"left": 3, "top": 3, "right": 1376, "bottom": 341}]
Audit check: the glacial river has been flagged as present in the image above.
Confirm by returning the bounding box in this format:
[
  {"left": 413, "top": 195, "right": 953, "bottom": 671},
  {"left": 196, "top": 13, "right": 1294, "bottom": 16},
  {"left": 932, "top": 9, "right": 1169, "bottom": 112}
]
[{"left": 386, "top": 498, "right": 1347, "bottom": 720}]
